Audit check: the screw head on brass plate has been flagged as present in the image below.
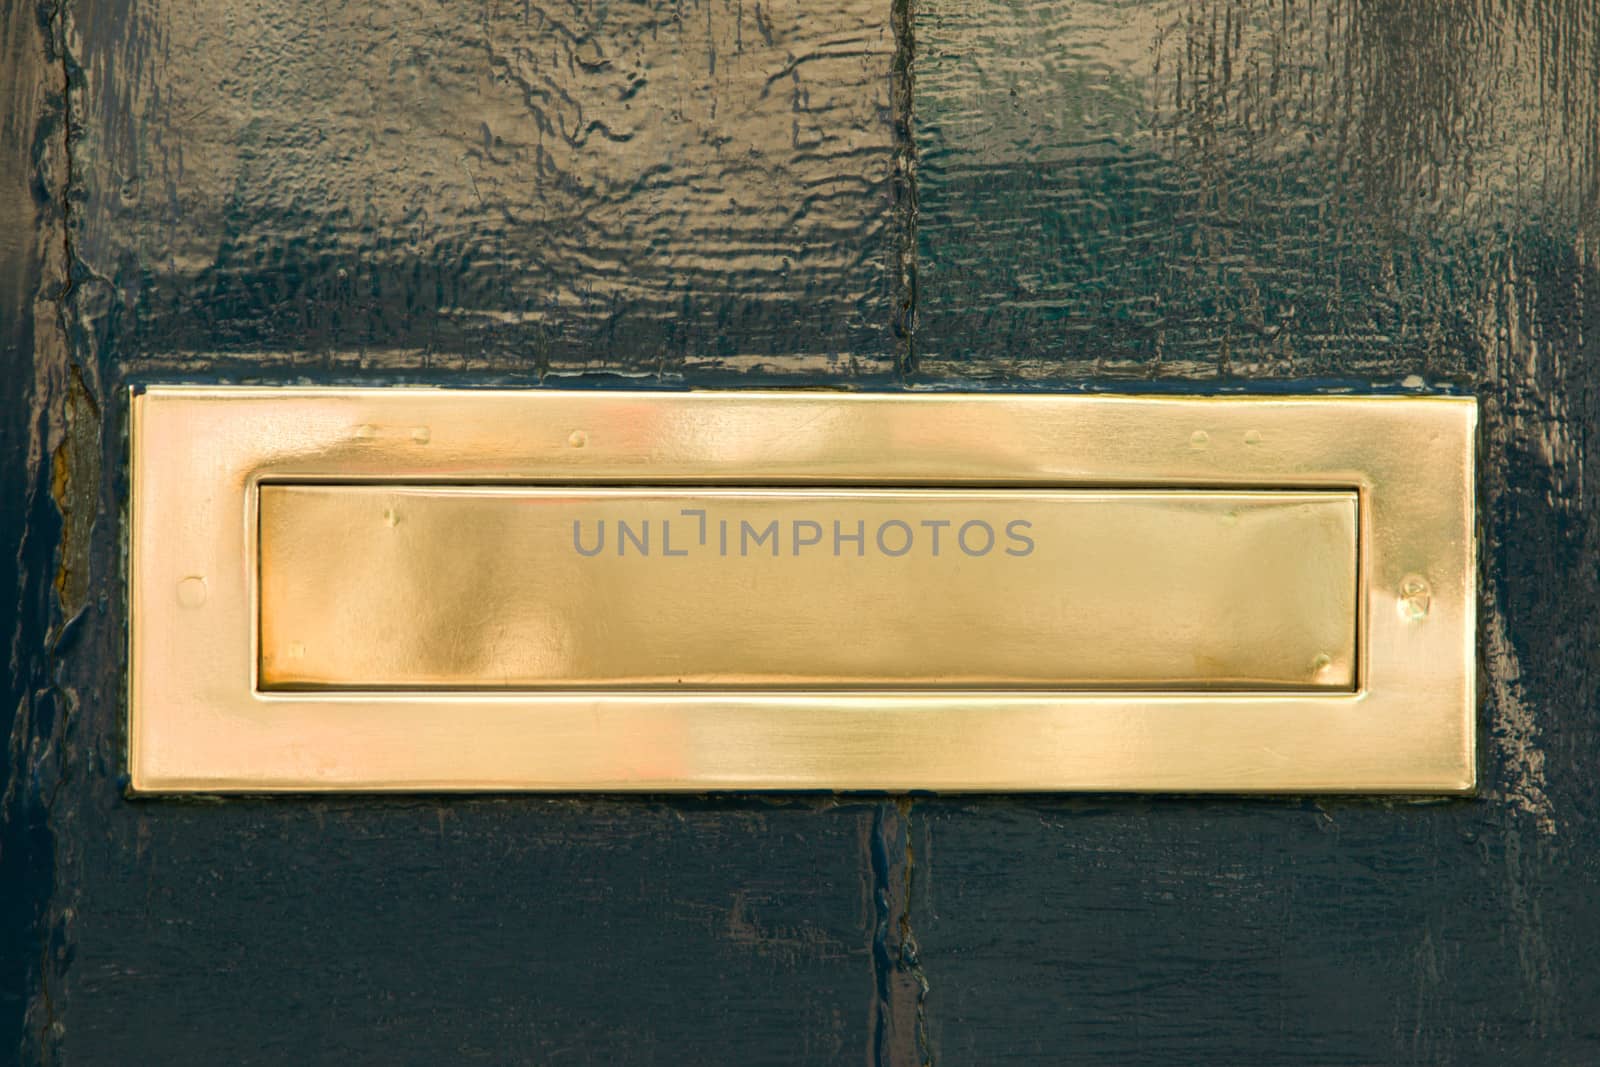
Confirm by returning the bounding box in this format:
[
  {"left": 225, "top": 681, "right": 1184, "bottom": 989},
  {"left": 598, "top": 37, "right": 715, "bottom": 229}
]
[{"left": 128, "top": 388, "right": 1476, "bottom": 794}]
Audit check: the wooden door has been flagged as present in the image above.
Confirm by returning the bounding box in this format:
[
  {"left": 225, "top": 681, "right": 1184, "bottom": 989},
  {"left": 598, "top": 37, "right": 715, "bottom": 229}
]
[{"left": 4, "top": 0, "right": 1596, "bottom": 1062}]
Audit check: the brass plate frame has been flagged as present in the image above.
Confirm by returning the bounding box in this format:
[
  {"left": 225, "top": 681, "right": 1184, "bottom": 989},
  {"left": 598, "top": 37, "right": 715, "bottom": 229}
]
[{"left": 128, "top": 387, "right": 1477, "bottom": 794}]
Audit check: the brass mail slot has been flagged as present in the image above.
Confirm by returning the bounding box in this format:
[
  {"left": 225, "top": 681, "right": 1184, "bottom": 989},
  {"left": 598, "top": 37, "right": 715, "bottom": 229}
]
[
  {"left": 128, "top": 388, "right": 1476, "bottom": 794},
  {"left": 259, "top": 486, "right": 1358, "bottom": 692}
]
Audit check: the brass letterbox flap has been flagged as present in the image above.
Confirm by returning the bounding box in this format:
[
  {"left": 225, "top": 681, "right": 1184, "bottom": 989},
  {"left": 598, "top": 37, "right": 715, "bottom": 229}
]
[{"left": 129, "top": 388, "right": 1476, "bottom": 793}]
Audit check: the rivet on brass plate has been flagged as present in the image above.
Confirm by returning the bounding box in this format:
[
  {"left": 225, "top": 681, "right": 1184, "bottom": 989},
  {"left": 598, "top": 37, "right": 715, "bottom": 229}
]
[{"left": 128, "top": 388, "right": 1476, "bottom": 794}]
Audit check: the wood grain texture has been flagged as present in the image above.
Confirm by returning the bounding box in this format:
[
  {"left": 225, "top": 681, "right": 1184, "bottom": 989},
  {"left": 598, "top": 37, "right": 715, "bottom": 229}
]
[
  {"left": 68, "top": 0, "right": 900, "bottom": 376},
  {"left": 907, "top": 0, "right": 1600, "bottom": 1061},
  {"left": 913, "top": 0, "right": 1599, "bottom": 382},
  {"left": 65, "top": 798, "right": 882, "bottom": 1062},
  {"left": 1, "top": 0, "right": 74, "bottom": 1060},
  {"left": 4, "top": 0, "right": 1600, "bottom": 1062}
]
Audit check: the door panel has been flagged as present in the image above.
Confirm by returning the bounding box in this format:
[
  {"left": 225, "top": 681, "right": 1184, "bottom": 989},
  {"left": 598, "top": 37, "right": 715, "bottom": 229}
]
[
  {"left": 4, "top": 0, "right": 1597, "bottom": 1063},
  {"left": 907, "top": 3, "right": 1595, "bottom": 1058}
]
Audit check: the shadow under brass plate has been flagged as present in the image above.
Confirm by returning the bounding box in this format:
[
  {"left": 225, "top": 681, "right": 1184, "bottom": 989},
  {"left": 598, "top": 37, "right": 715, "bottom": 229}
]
[{"left": 129, "top": 388, "right": 1476, "bottom": 794}]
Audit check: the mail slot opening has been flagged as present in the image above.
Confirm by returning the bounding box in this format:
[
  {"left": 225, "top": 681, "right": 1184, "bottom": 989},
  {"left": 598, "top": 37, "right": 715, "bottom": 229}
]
[{"left": 256, "top": 485, "right": 1359, "bottom": 693}]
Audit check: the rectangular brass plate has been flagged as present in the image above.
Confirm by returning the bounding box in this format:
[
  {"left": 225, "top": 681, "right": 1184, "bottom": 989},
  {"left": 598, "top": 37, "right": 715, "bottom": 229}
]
[{"left": 129, "top": 388, "right": 1476, "bottom": 793}]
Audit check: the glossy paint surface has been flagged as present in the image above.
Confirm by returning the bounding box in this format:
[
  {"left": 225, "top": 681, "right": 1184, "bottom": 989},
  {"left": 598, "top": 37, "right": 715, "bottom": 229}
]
[{"left": 4, "top": 0, "right": 1599, "bottom": 1062}]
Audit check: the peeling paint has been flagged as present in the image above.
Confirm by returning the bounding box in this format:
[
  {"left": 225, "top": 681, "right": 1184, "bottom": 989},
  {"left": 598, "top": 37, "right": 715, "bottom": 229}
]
[
  {"left": 1482, "top": 587, "right": 1557, "bottom": 837},
  {"left": 870, "top": 799, "right": 931, "bottom": 1067},
  {"left": 49, "top": 366, "right": 99, "bottom": 619}
]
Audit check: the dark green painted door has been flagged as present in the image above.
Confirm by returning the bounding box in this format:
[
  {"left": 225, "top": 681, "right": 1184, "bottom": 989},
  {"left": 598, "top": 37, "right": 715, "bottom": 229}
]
[{"left": 4, "top": 0, "right": 1597, "bottom": 1062}]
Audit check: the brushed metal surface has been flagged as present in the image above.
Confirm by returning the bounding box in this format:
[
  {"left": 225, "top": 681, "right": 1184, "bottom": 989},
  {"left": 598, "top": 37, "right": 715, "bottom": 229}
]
[
  {"left": 128, "top": 387, "right": 1476, "bottom": 793},
  {"left": 258, "top": 486, "right": 1358, "bottom": 691}
]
